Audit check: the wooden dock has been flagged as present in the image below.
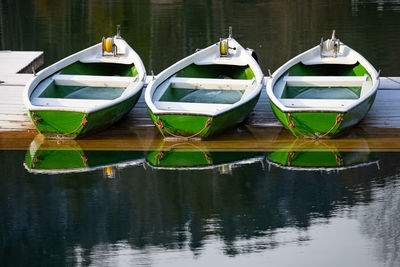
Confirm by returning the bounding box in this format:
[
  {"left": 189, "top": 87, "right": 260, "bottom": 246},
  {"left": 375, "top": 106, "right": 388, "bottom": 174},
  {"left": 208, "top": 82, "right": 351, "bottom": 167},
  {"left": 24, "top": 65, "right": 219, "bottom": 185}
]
[{"left": 1, "top": 51, "right": 400, "bottom": 152}]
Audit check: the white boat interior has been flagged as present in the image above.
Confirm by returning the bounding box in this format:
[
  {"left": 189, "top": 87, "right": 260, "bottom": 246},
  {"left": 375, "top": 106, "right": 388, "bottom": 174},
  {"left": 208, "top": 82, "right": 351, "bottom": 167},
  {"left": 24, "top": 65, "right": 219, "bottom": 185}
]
[
  {"left": 273, "top": 73, "right": 373, "bottom": 109},
  {"left": 30, "top": 74, "right": 139, "bottom": 108},
  {"left": 152, "top": 76, "right": 258, "bottom": 113}
]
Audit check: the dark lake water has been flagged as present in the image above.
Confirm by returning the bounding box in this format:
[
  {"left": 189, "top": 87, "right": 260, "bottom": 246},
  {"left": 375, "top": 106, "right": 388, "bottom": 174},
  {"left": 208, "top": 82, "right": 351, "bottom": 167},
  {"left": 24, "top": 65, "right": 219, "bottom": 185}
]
[{"left": 1, "top": 0, "right": 400, "bottom": 266}]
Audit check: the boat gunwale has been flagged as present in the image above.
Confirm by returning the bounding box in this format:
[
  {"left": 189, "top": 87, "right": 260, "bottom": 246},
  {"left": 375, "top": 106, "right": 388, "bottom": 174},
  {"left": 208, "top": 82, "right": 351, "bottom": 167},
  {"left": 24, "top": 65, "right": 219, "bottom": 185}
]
[
  {"left": 266, "top": 41, "right": 379, "bottom": 113},
  {"left": 23, "top": 158, "right": 145, "bottom": 174},
  {"left": 265, "top": 158, "right": 380, "bottom": 172},
  {"left": 145, "top": 155, "right": 265, "bottom": 171},
  {"left": 145, "top": 38, "right": 264, "bottom": 117}
]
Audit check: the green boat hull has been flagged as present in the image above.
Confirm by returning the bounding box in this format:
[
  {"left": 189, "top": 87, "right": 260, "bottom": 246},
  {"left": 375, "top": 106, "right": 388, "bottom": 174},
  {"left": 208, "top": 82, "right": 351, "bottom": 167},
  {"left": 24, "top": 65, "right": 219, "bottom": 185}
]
[
  {"left": 146, "top": 144, "right": 264, "bottom": 169},
  {"left": 269, "top": 57, "right": 378, "bottom": 139},
  {"left": 270, "top": 92, "right": 377, "bottom": 139},
  {"left": 30, "top": 91, "right": 141, "bottom": 139},
  {"left": 149, "top": 92, "right": 260, "bottom": 139},
  {"left": 267, "top": 140, "right": 378, "bottom": 169},
  {"left": 25, "top": 144, "right": 144, "bottom": 172}
]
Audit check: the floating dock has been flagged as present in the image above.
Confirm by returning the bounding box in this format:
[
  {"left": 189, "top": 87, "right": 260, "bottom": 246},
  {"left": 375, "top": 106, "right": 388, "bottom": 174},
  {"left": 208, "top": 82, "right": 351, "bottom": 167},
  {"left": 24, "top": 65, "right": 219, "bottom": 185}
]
[{"left": 1, "top": 51, "right": 400, "bottom": 151}]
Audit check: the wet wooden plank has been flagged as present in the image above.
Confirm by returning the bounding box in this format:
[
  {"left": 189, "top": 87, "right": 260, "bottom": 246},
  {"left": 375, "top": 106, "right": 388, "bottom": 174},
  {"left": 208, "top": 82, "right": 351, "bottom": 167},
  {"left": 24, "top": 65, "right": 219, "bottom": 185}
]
[
  {"left": 0, "top": 74, "right": 34, "bottom": 86},
  {"left": 378, "top": 77, "right": 400, "bottom": 90},
  {"left": 0, "top": 51, "right": 43, "bottom": 74},
  {"left": 4, "top": 125, "right": 400, "bottom": 152},
  {"left": 2, "top": 82, "right": 400, "bottom": 135}
]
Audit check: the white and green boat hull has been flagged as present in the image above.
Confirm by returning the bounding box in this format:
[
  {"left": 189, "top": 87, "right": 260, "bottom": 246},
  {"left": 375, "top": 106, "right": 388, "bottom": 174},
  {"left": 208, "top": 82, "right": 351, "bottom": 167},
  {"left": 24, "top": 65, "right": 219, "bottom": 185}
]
[
  {"left": 145, "top": 36, "right": 264, "bottom": 139},
  {"left": 29, "top": 92, "right": 141, "bottom": 139},
  {"left": 270, "top": 91, "right": 377, "bottom": 138},
  {"left": 148, "top": 91, "right": 260, "bottom": 138},
  {"left": 24, "top": 34, "right": 146, "bottom": 139},
  {"left": 267, "top": 33, "right": 379, "bottom": 139}
]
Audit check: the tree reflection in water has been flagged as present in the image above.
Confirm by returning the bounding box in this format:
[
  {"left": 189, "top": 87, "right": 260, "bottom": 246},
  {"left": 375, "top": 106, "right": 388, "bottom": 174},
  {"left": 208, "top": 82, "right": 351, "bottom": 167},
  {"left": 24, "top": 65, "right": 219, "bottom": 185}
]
[
  {"left": 360, "top": 174, "right": 400, "bottom": 267},
  {"left": 1, "top": 151, "right": 400, "bottom": 265}
]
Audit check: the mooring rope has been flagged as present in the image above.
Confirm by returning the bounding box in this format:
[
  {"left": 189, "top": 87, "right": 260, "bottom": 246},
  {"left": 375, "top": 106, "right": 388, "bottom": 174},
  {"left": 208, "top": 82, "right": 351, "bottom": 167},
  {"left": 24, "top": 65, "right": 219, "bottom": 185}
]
[
  {"left": 386, "top": 77, "right": 400, "bottom": 85},
  {"left": 77, "top": 150, "right": 88, "bottom": 166},
  {"left": 31, "top": 112, "right": 88, "bottom": 138},
  {"left": 56, "top": 115, "right": 88, "bottom": 138},
  {"left": 31, "top": 112, "right": 46, "bottom": 133},
  {"left": 154, "top": 141, "right": 211, "bottom": 164},
  {"left": 287, "top": 139, "right": 343, "bottom": 166},
  {"left": 287, "top": 113, "right": 343, "bottom": 139},
  {"left": 154, "top": 117, "right": 212, "bottom": 139},
  {"left": 31, "top": 151, "right": 42, "bottom": 168}
]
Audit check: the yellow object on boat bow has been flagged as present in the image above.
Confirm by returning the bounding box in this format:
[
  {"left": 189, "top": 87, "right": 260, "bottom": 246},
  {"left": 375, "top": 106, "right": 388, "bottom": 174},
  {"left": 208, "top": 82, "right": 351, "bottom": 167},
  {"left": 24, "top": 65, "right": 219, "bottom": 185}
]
[{"left": 102, "top": 37, "right": 114, "bottom": 53}]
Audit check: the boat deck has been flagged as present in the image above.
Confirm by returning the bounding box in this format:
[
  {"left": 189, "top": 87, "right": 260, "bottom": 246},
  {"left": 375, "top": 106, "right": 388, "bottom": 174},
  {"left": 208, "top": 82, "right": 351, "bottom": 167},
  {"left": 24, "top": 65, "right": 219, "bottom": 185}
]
[{"left": 1, "top": 51, "right": 400, "bottom": 151}]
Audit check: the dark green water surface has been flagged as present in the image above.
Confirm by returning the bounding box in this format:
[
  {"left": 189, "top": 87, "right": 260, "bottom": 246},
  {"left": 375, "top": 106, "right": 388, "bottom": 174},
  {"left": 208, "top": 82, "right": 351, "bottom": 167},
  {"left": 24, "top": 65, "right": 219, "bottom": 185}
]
[
  {"left": 1, "top": 0, "right": 400, "bottom": 266},
  {"left": 1, "top": 0, "right": 400, "bottom": 76},
  {"left": 2, "top": 149, "right": 400, "bottom": 266}
]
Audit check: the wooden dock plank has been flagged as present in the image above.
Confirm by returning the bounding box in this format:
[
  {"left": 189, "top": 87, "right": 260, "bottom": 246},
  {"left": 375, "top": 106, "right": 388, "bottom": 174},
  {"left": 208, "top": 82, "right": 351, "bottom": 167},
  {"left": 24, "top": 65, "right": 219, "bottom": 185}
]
[
  {"left": 0, "top": 74, "right": 34, "bottom": 86},
  {"left": 378, "top": 77, "right": 400, "bottom": 90},
  {"left": 2, "top": 82, "right": 400, "bottom": 135},
  {"left": 0, "top": 51, "right": 43, "bottom": 74}
]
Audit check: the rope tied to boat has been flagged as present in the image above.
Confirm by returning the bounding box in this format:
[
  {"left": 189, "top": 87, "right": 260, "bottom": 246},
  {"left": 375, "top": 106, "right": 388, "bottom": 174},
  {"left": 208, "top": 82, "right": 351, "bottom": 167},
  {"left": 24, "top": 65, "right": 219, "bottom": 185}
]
[
  {"left": 78, "top": 151, "right": 88, "bottom": 166},
  {"left": 31, "top": 112, "right": 88, "bottom": 138},
  {"left": 155, "top": 151, "right": 164, "bottom": 163},
  {"left": 287, "top": 151, "right": 295, "bottom": 166},
  {"left": 31, "top": 151, "right": 42, "bottom": 168},
  {"left": 32, "top": 112, "right": 41, "bottom": 124},
  {"left": 154, "top": 117, "right": 212, "bottom": 139},
  {"left": 31, "top": 112, "right": 48, "bottom": 134},
  {"left": 335, "top": 153, "right": 344, "bottom": 165},
  {"left": 287, "top": 139, "right": 344, "bottom": 167},
  {"left": 154, "top": 142, "right": 211, "bottom": 164},
  {"left": 56, "top": 115, "right": 88, "bottom": 139},
  {"left": 387, "top": 77, "right": 400, "bottom": 85},
  {"left": 287, "top": 113, "right": 343, "bottom": 139}
]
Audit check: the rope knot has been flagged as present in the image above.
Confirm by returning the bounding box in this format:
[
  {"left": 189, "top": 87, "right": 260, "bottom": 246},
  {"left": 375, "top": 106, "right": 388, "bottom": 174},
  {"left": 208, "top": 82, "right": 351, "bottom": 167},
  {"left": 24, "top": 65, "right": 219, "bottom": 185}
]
[
  {"left": 32, "top": 112, "right": 42, "bottom": 124},
  {"left": 32, "top": 156, "right": 41, "bottom": 167},
  {"left": 288, "top": 151, "right": 295, "bottom": 165},
  {"left": 81, "top": 115, "right": 88, "bottom": 126},
  {"left": 336, "top": 114, "right": 344, "bottom": 123},
  {"left": 335, "top": 154, "right": 344, "bottom": 165},
  {"left": 80, "top": 154, "right": 88, "bottom": 165},
  {"left": 205, "top": 153, "right": 211, "bottom": 163},
  {"left": 287, "top": 114, "right": 295, "bottom": 128},
  {"left": 155, "top": 151, "right": 164, "bottom": 163}
]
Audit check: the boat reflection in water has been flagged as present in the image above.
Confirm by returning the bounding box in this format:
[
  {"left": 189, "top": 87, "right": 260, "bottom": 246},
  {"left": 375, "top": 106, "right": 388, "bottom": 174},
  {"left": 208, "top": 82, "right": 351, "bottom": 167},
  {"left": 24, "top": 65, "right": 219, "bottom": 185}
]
[
  {"left": 24, "top": 135, "right": 145, "bottom": 177},
  {"left": 8, "top": 134, "right": 400, "bottom": 266},
  {"left": 267, "top": 136, "right": 379, "bottom": 172},
  {"left": 146, "top": 140, "right": 266, "bottom": 173}
]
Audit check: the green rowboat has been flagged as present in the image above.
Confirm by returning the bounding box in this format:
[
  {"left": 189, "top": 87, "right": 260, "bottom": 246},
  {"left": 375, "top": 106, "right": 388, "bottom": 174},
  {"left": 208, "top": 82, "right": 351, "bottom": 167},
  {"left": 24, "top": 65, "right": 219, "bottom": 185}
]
[
  {"left": 23, "top": 26, "right": 146, "bottom": 139},
  {"left": 145, "top": 28, "right": 264, "bottom": 139},
  {"left": 24, "top": 135, "right": 144, "bottom": 175},
  {"left": 266, "top": 138, "right": 379, "bottom": 172},
  {"left": 146, "top": 141, "right": 265, "bottom": 171},
  {"left": 266, "top": 31, "right": 379, "bottom": 139}
]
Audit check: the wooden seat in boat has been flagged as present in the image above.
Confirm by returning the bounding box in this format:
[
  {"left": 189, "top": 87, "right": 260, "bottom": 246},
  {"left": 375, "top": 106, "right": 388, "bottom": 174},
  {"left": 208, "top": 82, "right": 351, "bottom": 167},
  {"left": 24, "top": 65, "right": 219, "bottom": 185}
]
[
  {"left": 30, "top": 74, "right": 139, "bottom": 107},
  {"left": 53, "top": 74, "right": 136, "bottom": 87},
  {"left": 152, "top": 76, "right": 256, "bottom": 111},
  {"left": 274, "top": 74, "right": 372, "bottom": 108}
]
